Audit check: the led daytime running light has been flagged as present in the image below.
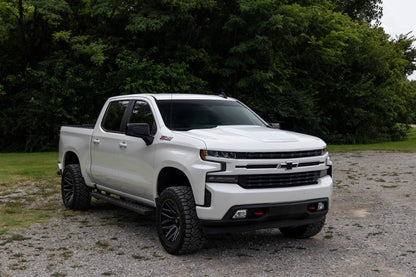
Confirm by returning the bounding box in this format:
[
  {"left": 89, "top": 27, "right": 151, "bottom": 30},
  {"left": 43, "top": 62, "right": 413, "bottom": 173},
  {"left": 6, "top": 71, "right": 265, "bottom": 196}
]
[
  {"left": 206, "top": 175, "right": 238, "bottom": 183},
  {"left": 201, "top": 150, "right": 238, "bottom": 160}
]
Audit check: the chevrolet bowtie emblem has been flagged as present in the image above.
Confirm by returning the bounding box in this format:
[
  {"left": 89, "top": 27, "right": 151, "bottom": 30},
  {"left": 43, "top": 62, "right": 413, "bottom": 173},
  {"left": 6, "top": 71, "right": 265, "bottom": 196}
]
[{"left": 278, "top": 161, "right": 298, "bottom": 170}]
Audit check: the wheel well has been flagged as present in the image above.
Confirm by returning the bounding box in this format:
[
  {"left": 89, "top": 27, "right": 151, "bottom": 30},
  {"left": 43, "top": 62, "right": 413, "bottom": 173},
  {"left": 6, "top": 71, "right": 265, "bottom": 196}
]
[
  {"left": 157, "top": 167, "right": 191, "bottom": 196},
  {"left": 64, "top": 151, "right": 80, "bottom": 167}
]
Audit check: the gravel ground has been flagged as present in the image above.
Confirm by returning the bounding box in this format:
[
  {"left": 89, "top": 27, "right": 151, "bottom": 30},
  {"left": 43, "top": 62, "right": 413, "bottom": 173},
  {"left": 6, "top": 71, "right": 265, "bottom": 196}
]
[{"left": 0, "top": 152, "right": 415, "bottom": 277}]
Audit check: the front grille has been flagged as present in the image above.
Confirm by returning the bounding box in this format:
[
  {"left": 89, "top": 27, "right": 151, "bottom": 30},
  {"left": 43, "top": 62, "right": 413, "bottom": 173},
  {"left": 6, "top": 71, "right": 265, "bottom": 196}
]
[
  {"left": 238, "top": 170, "right": 323, "bottom": 189},
  {"left": 236, "top": 149, "right": 324, "bottom": 159},
  {"left": 236, "top": 161, "right": 324, "bottom": 169}
]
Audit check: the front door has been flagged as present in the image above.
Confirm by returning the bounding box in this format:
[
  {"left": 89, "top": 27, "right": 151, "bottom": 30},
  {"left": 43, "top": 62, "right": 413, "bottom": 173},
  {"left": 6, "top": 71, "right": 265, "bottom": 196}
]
[{"left": 115, "top": 100, "right": 157, "bottom": 200}]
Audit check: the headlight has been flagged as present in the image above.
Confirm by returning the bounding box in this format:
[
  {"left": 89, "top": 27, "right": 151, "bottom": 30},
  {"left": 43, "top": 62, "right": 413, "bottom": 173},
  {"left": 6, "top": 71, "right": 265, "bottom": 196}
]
[{"left": 200, "top": 150, "right": 238, "bottom": 160}]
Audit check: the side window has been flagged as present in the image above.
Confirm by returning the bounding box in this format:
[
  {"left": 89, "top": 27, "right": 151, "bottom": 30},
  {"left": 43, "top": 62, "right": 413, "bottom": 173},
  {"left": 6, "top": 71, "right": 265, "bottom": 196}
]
[
  {"left": 102, "top": 101, "right": 129, "bottom": 132},
  {"left": 129, "top": 101, "right": 157, "bottom": 135}
]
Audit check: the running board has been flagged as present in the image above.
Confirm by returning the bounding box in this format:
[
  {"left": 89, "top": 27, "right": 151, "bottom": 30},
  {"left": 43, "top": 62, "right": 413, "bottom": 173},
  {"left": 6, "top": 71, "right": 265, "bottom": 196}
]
[{"left": 91, "top": 191, "right": 154, "bottom": 216}]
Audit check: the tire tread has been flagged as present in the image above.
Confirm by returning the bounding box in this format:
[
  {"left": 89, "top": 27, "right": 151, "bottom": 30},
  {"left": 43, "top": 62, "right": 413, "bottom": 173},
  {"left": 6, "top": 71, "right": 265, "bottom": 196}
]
[
  {"left": 157, "top": 186, "right": 205, "bottom": 254},
  {"left": 61, "top": 164, "right": 91, "bottom": 210}
]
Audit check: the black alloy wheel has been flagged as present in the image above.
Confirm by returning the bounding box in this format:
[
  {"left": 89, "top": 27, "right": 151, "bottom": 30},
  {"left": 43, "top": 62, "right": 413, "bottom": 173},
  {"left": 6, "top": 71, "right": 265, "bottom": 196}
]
[
  {"left": 61, "top": 164, "right": 91, "bottom": 210},
  {"left": 156, "top": 186, "right": 205, "bottom": 254},
  {"left": 62, "top": 169, "right": 75, "bottom": 207},
  {"left": 160, "top": 199, "right": 182, "bottom": 243}
]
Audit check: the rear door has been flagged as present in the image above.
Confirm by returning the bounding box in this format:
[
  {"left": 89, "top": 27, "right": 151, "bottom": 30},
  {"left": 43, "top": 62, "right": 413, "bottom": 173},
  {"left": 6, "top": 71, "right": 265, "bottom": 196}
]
[{"left": 90, "top": 100, "right": 131, "bottom": 189}]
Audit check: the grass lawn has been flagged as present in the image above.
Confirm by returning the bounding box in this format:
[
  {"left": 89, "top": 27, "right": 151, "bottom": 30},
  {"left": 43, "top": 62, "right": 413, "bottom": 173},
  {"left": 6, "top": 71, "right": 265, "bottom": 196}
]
[
  {"left": 0, "top": 152, "right": 59, "bottom": 184},
  {"left": 0, "top": 152, "right": 61, "bottom": 235},
  {"left": 328, "top": 127, "right": 416, "bottom": 152}
]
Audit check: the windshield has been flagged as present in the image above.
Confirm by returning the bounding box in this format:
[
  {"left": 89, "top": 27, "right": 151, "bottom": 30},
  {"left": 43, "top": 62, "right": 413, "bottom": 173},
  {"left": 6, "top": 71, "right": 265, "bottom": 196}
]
[{"left": 156, "top": 99, "right": 267, "bottom": 131}]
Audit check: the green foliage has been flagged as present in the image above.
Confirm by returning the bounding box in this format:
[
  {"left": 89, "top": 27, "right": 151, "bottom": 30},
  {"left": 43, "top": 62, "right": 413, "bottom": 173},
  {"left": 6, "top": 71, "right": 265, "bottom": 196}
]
[
  {"left": 111, "top": 49, "right": 208, "bottom": 94},
  {"left": 27, "top": 0, "right": 71, "bottom": 26},
  {"left": 332, "top": 0, "right": 383, "bottom": 25},
  {"left": 0, "top": 0, "right": 415, "bottom": 151}
]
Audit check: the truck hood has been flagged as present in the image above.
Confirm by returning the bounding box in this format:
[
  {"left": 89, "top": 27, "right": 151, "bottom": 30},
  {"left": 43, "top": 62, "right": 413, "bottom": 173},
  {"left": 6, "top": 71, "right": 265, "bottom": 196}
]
[{"left": 181, "top": 126, "right": 326, "bottom": 152}]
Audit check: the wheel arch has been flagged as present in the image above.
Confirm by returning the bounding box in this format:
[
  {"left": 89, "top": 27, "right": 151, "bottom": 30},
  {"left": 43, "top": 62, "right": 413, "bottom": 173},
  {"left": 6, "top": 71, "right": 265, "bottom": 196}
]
[
  {"left": 61, "top": 149, "right": 95, "bottom": 187},
  {"left": 157, "top": 167, "right": 192, "bottom": 196},
  {"left": 63, "top": 151, "right": 80, "bottom": 168}
]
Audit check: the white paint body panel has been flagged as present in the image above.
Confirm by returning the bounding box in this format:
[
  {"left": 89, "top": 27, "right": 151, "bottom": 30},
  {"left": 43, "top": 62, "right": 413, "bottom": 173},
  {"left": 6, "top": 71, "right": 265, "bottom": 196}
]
[{"left": 58, "top": 94, "right": 333, "bottom": 219}]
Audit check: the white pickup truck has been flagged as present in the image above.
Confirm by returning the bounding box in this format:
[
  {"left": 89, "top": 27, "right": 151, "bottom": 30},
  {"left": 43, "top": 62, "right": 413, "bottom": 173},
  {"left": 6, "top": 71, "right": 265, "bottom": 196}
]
[{"left": 58, "top": 93, "right": 333, "bottom": 254}]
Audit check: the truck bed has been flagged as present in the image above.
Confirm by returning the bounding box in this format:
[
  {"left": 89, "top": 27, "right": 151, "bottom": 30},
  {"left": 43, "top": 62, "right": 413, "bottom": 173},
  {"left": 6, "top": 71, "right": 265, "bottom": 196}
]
[{"left": 62, "top": 124, "right": 95, "bottom": 129}]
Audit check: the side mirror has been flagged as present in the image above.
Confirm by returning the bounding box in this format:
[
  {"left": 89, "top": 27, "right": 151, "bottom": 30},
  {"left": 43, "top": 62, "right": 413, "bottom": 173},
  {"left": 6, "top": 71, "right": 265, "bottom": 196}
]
[
  {"left": 269, "top": 123, "right": 280, "bottom": 129},
  {"left": 126, "top": 123, "right": 154, "bottom": 145}
]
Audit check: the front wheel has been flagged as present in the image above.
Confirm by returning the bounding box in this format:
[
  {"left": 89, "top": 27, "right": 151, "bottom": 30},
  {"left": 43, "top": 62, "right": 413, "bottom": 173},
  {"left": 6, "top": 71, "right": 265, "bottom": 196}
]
[
  {"left": 156, "top": 186, "right": 205, "bottom": 255},
  {"left": 279, "top": 217, "right": 326, "bottom": 239},
  {"left": 61, "top": 164, "right": 91, "bottom": 210}
]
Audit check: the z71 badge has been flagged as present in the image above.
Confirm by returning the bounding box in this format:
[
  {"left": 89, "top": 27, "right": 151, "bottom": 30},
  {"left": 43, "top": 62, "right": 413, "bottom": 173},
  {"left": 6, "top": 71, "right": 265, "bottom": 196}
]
[{"left": 160, "top": 136, "right": 173, "bottom": 141}]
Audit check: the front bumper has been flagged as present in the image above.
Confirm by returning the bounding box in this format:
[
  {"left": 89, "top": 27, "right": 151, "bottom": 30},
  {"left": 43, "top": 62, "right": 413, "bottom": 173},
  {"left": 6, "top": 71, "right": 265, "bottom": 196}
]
[
  {"left": 196, "top": 175, "right": 333, "bottom": 222},
  {"left": 200, "top": 198, "right": 328, "bottom": 235}
]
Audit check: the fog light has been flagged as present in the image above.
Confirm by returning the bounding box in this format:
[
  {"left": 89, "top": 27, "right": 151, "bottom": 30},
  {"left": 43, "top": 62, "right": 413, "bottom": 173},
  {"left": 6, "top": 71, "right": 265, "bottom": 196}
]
[
  {"left": 317, "top": 202, "right": 325, "bottom": 211},
  {"left": 307, "top": 205, "right": 316, "bottom": 211},
  {"left": 232, "top": 209, "right": 247, "bottom": 219}
]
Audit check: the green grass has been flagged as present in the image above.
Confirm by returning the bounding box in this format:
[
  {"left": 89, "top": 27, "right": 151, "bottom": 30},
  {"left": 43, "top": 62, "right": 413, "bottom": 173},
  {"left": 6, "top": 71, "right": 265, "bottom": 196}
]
[
  {"left": 328, "top": 127, "right": 416, "bottom": 152},
  {"left": 0, "top": 152, "right": 59, "bottom": 183},
  {"left": 0, "top": 152, "right": 61, "bottom": 234}
]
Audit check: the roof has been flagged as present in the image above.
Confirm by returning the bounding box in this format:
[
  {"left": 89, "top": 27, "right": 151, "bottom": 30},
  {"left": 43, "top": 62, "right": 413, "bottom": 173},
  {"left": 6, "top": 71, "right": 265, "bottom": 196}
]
[
  {"left": 149, "top": 93, "right": 232, "bottom": 101},
  {"left": 108, "top": 93, "right": 235, "bottom": 102}
]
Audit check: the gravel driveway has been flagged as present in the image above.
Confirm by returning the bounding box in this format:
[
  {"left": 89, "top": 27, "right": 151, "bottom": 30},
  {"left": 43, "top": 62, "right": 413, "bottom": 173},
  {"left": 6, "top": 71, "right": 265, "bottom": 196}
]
[{"left": 0, "top": 152, "right": 415, "bottom": 276}]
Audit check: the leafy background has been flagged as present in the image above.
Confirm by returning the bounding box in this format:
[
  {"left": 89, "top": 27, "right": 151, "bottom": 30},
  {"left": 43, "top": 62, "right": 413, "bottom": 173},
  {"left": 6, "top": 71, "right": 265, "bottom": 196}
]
[{"left": 1, "top": 0, "right": 415, "bottom": 151}]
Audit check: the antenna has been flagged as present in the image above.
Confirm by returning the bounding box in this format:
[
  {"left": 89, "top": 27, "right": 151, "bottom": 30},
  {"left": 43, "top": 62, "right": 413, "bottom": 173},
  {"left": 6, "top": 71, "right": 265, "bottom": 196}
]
[
  {"left": 218, "top": 91, "right": 228, "bottom": 98},
  {"left": 169, "top": 75, "right": 173, "bottom": 129}
]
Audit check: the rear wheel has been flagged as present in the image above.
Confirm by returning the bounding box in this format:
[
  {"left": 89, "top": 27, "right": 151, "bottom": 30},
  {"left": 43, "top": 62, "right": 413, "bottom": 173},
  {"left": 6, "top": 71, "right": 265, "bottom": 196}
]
[
  {"left": 279, "top": 217, "right": 326, "bottom": 239},
  {"left": 61, "top": 164, "right": 91, "bottom": 210},
  {"left": 156, "top": 186, "right": 205, "bottom": 254}
]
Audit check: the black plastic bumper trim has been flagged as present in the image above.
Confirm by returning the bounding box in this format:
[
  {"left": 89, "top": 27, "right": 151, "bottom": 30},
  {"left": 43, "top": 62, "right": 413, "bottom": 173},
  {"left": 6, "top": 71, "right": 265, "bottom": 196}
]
[
  {"left": 199, "top": 198, "right": 328, "bottom": 235},
  {"left": 201, "top": 216, "right": 326, "bottom": 235}
]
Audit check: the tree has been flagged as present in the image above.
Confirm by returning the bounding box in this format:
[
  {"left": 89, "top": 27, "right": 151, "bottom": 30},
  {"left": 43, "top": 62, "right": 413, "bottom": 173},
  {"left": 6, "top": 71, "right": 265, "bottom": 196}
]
[
  {"left": 0, "top": 0, "right": 415, "bottom": 151},
  {"left": 332, "top": 0, "right": 383, "bottom": 25}
]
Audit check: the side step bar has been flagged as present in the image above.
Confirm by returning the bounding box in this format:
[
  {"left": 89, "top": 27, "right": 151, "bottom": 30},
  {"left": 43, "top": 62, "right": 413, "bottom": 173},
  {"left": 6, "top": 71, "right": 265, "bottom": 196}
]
[{"left": 91, "top": 191, "right": 154, "bottom": 216}]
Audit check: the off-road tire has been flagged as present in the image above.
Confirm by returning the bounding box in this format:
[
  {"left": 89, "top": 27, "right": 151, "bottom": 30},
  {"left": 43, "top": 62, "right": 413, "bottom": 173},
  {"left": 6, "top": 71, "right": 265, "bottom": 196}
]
[
  {"left": 61, "top": 164, "right": 91, "bottom": 210},
  {"left": 156, "top": 186, "right": 205, "bottom": 255},
  {"left": 279, "top": 217, "right": 326, "bottom": 239}
]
